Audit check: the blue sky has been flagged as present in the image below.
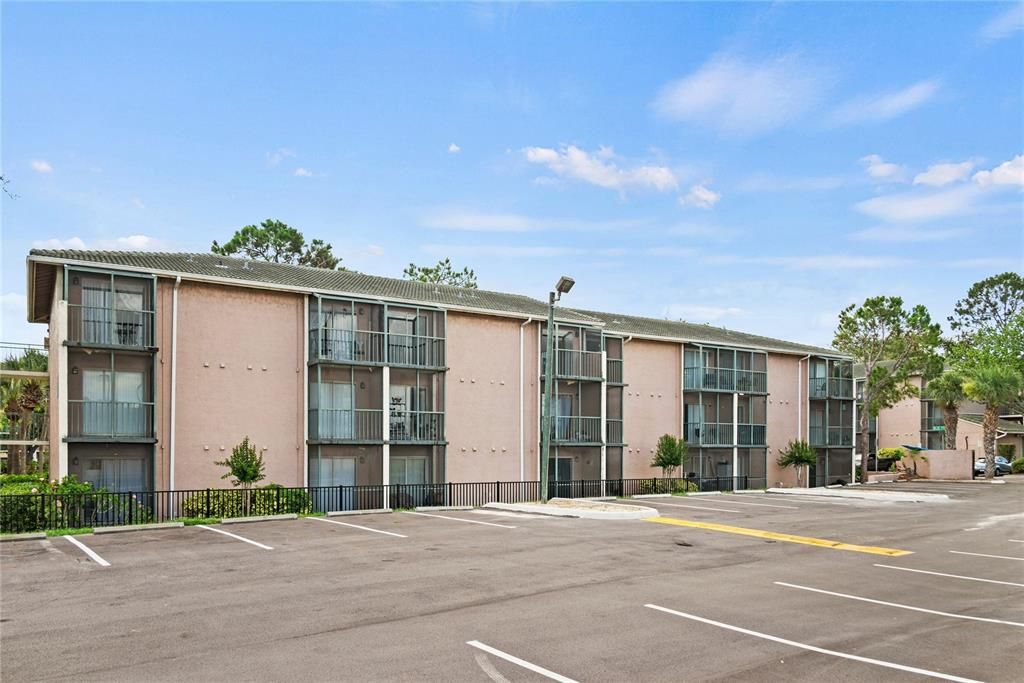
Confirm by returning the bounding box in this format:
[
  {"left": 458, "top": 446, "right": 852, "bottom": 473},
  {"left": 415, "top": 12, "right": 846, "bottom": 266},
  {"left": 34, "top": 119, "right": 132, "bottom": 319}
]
[{"left": 2, "top": 2, "right": 1022, "bottom": 347}]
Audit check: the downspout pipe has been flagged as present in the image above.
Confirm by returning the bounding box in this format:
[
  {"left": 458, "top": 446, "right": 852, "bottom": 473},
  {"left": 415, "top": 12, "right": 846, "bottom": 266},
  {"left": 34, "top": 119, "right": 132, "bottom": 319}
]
[
  {"left": 519, "top": 317, "right": 534, "bottom": 481},
  {"left": 169, "top": 276, "right": 181, "bottom": 490}
]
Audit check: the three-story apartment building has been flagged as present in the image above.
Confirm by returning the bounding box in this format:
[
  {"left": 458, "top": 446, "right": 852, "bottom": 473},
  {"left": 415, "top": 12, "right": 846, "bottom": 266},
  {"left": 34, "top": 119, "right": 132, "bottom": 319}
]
[{"left": 27, "top": 250, "right": 854, "bottom": 498}]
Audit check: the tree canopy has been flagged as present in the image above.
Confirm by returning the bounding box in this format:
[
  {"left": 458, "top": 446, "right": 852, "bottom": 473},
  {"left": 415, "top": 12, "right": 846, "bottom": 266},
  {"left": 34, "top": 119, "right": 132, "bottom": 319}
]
[
  {"left": 211, "top": 219, "right": 342, "bottom": 270},
  {"left": 403, "top": 258, "right": 478, "bottom": 288},
  {"left": 948, "top": 271, "right": 1024, "bottom": 341}
]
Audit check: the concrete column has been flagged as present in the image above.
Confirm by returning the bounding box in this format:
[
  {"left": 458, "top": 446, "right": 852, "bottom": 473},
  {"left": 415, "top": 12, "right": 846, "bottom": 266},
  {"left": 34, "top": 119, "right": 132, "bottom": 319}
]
[
  {"left": 600, "top": 350, "right": 607, "bottom": 485},
  {"left": 732, "top": 392, "right": 739, "bottom": 482},
  {"left": 382, "top": 365, "right": 390, "bottom": 487},
  {"left": 55, "top": 299, "right": 69, "bottom": 479},
  {"left": 302, "top": 295, "right": 309, "bottom": 488}
]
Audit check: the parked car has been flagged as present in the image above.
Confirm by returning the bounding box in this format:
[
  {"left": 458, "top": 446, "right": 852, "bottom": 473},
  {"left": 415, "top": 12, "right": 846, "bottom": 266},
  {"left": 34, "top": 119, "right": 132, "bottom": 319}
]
[{"left": 974, "top": 456, "right": 1012, "bottom": 476}]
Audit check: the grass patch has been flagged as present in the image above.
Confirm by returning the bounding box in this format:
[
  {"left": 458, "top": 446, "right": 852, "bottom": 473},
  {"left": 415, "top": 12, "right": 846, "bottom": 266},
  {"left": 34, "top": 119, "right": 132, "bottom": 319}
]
[
  {"left": 176, "top": 517, "right": 222, "bottom": 526},
  {"left": 298, "top": 511, "right": 325, "bottom": 518},
  {"left": 45, "top": 527, "right": 94, "bottom": 537}
]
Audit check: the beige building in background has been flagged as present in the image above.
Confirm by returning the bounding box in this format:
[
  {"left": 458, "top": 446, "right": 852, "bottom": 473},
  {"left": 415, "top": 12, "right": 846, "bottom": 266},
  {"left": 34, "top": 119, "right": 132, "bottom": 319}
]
[{"left": 25, "top": 249, "right": 857, "bottom": 498}]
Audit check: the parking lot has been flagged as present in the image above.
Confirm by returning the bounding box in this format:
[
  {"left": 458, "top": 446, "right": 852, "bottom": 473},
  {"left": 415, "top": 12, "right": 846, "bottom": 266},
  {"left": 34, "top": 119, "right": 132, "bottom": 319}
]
[{"left": 2, "top": 479, "right": 1022, "bottom": 682}]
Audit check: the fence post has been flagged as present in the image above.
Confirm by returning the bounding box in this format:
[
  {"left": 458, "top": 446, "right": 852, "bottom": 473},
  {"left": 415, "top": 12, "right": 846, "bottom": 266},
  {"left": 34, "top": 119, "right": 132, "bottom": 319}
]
[
  {"left": 128, "top": 492, "right": 134, "bottom": 525},
  {"left": 205, "top": 488, "right": 211, "bottom": 518},
  {"left": 448, "top": 481, "right": 453, "bottom": 508},
  {"left": 495, "top": 481, "right": 501, "bottom": 503}
]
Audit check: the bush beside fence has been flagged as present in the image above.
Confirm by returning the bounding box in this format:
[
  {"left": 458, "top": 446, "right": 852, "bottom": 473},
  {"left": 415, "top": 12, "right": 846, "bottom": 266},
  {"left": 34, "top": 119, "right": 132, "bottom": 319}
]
[{"left": 0, "top": 476, "right": 761, "bottom": 533}]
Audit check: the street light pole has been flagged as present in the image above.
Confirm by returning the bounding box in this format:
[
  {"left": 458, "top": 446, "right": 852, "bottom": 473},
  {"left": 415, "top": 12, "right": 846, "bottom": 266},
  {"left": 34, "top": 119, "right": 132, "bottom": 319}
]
[{"left": 540, "top": 276, "right": 574, "bottom": 504}]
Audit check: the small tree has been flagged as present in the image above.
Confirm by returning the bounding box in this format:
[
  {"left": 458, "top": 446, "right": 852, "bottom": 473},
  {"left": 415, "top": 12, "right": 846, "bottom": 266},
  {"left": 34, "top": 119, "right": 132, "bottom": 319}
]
[
  {"left": 403, "top": 258, "right": 478, "bottom": 288},
  {"left": 651, "top": 434, "right": 687, "bottom": 479},
  {"left": 833, "top": 296, "right": 942, "bottom": 484},
  {"left": 926, "top": 371, "right": 965, "bottom": 450},
  {"left": 961, "top": 364, "right": 1024, "bottom": 479},
  {"left": 214, "top": 436, "right": 266, "bottom": 489},
  {"left": 776, "top": 440, "right": 816, "bottom": 488}
]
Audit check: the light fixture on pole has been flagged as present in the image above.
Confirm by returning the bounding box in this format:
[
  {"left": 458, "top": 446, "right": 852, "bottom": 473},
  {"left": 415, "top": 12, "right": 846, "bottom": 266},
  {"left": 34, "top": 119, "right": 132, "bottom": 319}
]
[{"left": 540, "top": 275, "right": 574, "bottom": 503}]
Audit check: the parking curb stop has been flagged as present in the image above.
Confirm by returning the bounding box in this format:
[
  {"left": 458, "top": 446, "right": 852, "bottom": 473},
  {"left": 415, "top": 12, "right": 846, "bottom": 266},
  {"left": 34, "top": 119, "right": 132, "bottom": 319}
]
[
  {"left": 221, "top": 513, "right": 298, "bottom": 525},
  {"left": 94, "top": 522, "right": 185, "bottom": 534}
]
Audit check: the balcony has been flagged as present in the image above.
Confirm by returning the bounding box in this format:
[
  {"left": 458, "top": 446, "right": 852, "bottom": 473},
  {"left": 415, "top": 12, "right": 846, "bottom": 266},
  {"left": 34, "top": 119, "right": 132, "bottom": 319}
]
[
  {"left": 308, "top": 409, "right": 383, "bottom": 442},
  {"left": 388, "top": 335, "right": 446, "bottom": 369},
  {"left": 737, "top": 423, "right": 766, "bottom": 446},
  {"left": 808, "top": 378, "right": 828, "bottom": 400},
  {"left": 684, "top": 422, "right": 734, "bottom": 446},
  {"left": 684, "top": 367, "right": 767, "bottom": 393},
  {"left": 544, "top": 349, "right": 603, "bottom": 380},
  {"left": 389, "top": 410, "right": 444, "bottom": 442},
  {"left": 68, "top": 400, "right": 155, "bottom": 439},
  {"left": 550, "top": 415, "right": 602, "bottom": 444},
  {"left": 606, "top": 418, "right": 623, "bottom": 444},
  {"left": 606, "top": 358, "right": 623, "bottom": 384},
  {"left": 809, "top": 425, "right": 826, "bottom": 446},
  {"left": 829, "top": 378, "right": 854, "bottom": 399},
  {"left": 310, "top": 329, "right": 385, "bottom": 365},
  {"left": 921, "top": 416, "right": 945, "bottom": 432},
  {"left": 828, "top": 426, "right": 854, "bottom": 447},
  {"left": 67, "top": 305, "right": 155, "bottom": 349}
]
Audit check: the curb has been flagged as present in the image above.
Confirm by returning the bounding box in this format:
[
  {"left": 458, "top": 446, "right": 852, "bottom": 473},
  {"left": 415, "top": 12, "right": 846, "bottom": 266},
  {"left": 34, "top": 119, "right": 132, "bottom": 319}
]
[
  {"left": 326, "top": 508, "right": 391, "bottom": 517},
  {"left": 918, "top": 479, "right": 1006, "bottom": 485},
  {"left": 414, "top": 505, "right": 473, "bottom": 512},
  {"left": 0, "top": 532, "right": 46, "bottom": 542},
  {"left": 631, "top": 493, "right": 671, "bottom": 499},
  {"left": 94, "top": 522, "right": 185, "bottom": 535},
  {"left": 765, "top": 487, "right": 949, "bottom": 503},
  {"left": 221, "top": 513, "right": 298, "bottom": 525},
  {"left": 484, "top": 501, "right": 659, "bottom": 520}
]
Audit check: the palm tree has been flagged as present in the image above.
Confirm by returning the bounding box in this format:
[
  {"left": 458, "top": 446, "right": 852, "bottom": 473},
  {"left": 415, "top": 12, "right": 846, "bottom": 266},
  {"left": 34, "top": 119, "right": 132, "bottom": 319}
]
[
  {"left": 926, "top": 371, "right": 965, "bottom": 450},
  {"left": 962, "top": 364, "right": 1024, "bottom": 479},
  {"left": 776, "top": 440, "right": 817, "bottom": 488}
]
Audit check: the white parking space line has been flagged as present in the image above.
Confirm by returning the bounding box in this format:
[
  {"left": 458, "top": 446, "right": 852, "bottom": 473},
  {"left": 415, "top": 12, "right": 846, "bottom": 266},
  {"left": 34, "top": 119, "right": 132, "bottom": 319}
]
[
  {"left": 774, "top": 581, "right": 1024, "bottom": 628},
  {"left": 874, "top": 564, "right": 1024, "bottom": 587},
  {"left": 64, "top": 536, "right": 110, "bottom": 567},
  {"left": 196, "top": 524, "right": 273, "bottom": 550},
  {"left": 467, "top": 640, "right": 578, "bottom": 683},
  {"left": 950, "top": 550, "right": 1024, "bottom": 562},
  {"left": 1009, "top": 539, "right": 1024, "bottom": 543},
  {"left": 709, "top": 499, "right": 800, "bottom": 510},
  {"left": 744, "top": 495, "right": 851, "bottom": 507},
  {"left": 404, "top": 511, "right": 516, "bottom": 529},
  {"left": 644, "top": 500, "right": 745, "bottom": 513},
  {"left": 307, "top": 516, "right": 407, "bottom": 538},
  {"left": 644, "top": 604, "right": 983, "bottom": 683},
  {"left": 471, "top": 509, "right": 554, "bottom": 520}
]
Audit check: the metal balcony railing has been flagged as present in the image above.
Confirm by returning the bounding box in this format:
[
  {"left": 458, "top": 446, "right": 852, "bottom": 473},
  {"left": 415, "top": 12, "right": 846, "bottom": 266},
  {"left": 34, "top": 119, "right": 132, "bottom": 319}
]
[
  {"left": 684, "top": 422, "right": 735, "bottom": 446},
  {"left": 828, "top": 426, "right": 853, "bottom": 447},
  {"left": 684, "top": 367, "right": 766, "bottom": 393},
  {"left": 389, "top": 410, "right": 444, "bottom": 442},
  {"left": 808, "top": 378, "right": 828, "bottom": 400},
  {"left": 68, "top": 400, "right": 155, "bottom": 439},
  {"left": 388, "top": 335, "right": 446, "bottom": 369},
  {"left": 737, "top": 423, "right": 767, "bottom": 446},
  {"left": 550, "top": 415, "right": 602, "bottom": 443},
  {"left": 829, "top": 378, "right": 854, "bottom": 399},
  {"left": 67, "top": 305, "right": 155, "bottom": 349},
  {"left": 606, "top": 358, "right": 623, "bottom": 384},
  {"left": 809, "top": 425, "right": 827, "bottom": 446},
  {"left": 606, "top": 419, "right": 623, "bottom": 444},
  {"left": 308, "top": 409, "right": 383, "bottom": 441},
  {"left": 310, "top": 329, "right": 386, "bottom": 364},
  {"left": 543, "top": 349, "right": 603, "bottom": 380},
  {"left": 921, "top": 416, "right": 945, "bottom": 431}
]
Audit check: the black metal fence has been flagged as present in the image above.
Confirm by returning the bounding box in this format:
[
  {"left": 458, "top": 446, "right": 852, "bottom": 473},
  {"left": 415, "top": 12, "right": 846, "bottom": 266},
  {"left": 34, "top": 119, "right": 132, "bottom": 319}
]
[{"left": 0, "top": 476, "right": 762, "bottom": 533}]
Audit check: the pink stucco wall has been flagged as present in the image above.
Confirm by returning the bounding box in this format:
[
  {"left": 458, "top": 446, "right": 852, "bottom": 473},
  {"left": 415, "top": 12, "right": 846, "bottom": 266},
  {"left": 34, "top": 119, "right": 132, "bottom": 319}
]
[
  {"left": 915, "top": 450, "right": 973, "bottom": 479},
  {"left": 877, "top": 377, "right": 925, "bottom": 450},
  {"left": 172, "top": 282, "right": 305, "bottom": 489},
  {"left": 154, "top": 278, "right": 174, "bottom": 489},
  {"left": 622, "top": 339, "right": 681, "bottom": 478},
  {"left": 766, "top": 353, "right": 801, "bottom": 487},
  {"left": 445, "top": 312, "right": 538, "bottom": 482}
]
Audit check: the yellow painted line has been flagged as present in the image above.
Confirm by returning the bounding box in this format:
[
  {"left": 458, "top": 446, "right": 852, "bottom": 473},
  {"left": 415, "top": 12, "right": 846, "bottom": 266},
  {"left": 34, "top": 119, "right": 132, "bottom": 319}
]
[{"left": 645, "top": 516, "right": 912, "bottom": 557}]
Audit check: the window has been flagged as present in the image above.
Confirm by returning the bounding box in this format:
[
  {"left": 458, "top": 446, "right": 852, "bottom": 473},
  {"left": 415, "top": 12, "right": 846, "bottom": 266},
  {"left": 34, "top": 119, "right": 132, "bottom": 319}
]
[
  {"left": 81, "top": 369, "right": 145, "bottom": 436},
  {"left": 390, "top": 456, "right": 428, "bottom": 485},
  {"left": 323, "top": 310, "right": 356, "bottom": 361},
  {"left": 319, "top": 383, "right": 354, "bottom": 439}
]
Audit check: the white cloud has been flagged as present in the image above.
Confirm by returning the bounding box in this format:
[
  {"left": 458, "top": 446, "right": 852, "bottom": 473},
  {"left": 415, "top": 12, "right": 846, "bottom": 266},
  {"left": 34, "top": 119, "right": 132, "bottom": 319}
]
[
  {"left": 523, "top": 145, "right": 677, "bottom": 193},
  {"left": 131, "top": 198, "right": 146, "bottom": 209},
  {"left": 736, "top": 174, "right": 846, "bottom": 192},
  {"left": 913, "top": 161, "right": 975, "bottom": 187},
  {"left": 294, "top": 167, "right": 314, "bottom": 177},
  {"left": 266, "top": 148, "right": 295, "bottom": 166},
  {"left": 31, "top": 160, "right": 53, "bottom": 174},
  {"left": 860, "top": 154, "right": 905, "bottom": 181},
  {"left": 652, "top": 54, "right": 823, "bottom": 136},
  {"left": 831, "top": 79, "right": 940, "bottom": 125},
  {"left": 419, "top": 208, "right": 644, "bottom": 233},
  {"left": 854, "top": 185, "right": 979, "bottom": 223},
  {"left": 679, "top": 183, "right": 721, "bottom": 209},
  {"left": 849, "top": 226, "right": 967, "bottom": 243},
  {"left": 663, "top": 304, "right": 743, "bottom": 322},
  {"left": 972, "top": 154, "right": 1024, "bottom": 187},
  {"left": 978, "top": 5, "right": 1024, "bottom": 43},
  {"left": 366, "top": 244, "right": 384, "bottom": 257},
  {"left": 31, "top": 235, "right": 168, "bottom": 251},
  {"left": 448, "top": 143, "right": 461, "bottom": 154}
]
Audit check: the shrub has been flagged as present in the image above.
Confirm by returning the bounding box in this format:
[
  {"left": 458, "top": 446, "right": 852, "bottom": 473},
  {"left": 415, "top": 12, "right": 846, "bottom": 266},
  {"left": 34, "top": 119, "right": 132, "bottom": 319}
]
[
  {"left": 997, "top": 444, "right": 1016, "bottom": 459},
  {"left": 1011, "top": 458, "right": 1024, "bottom": 474},
  {"left": 214, "top": 436, "right": 266, "bottom": 489},
  {"left": 0, "top": 473, "right": 49, "bottom": 489},
  {"left": 877, "top": 447, "right": 905, "bottom": 460},
  {"left": 0, "top": 482, "right": 48, "bottom": 533},
  {"left": 179, "top": 485, "right": 312, "bottom": 519}
]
